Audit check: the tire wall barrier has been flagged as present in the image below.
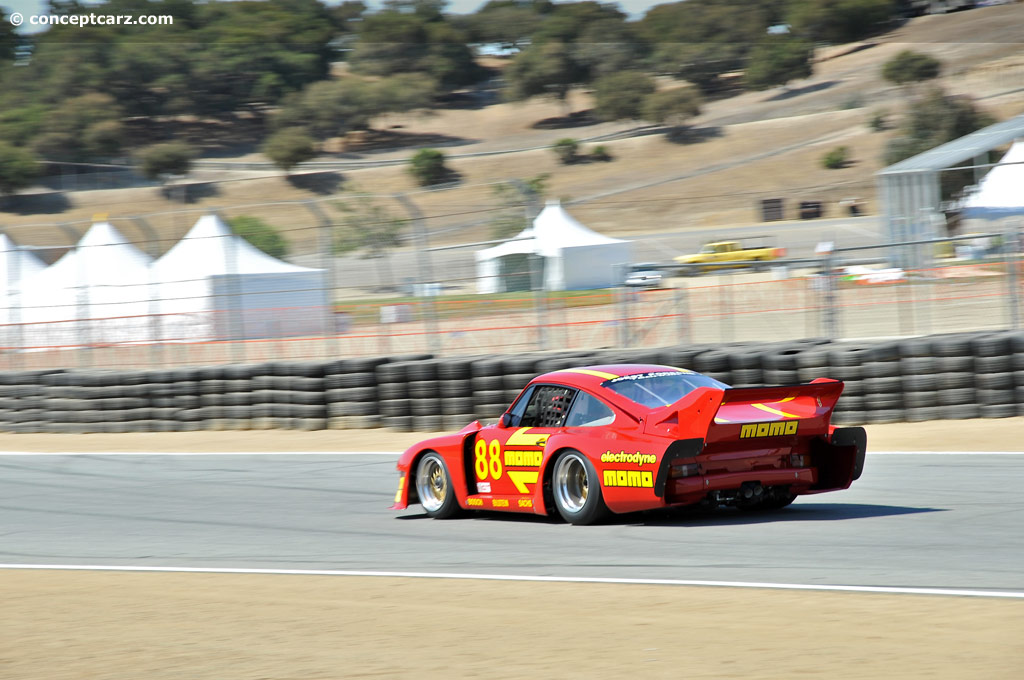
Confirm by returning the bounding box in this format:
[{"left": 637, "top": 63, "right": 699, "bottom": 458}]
[{"left": 1, "top": 331, "right": 1022, "bottom": 434}]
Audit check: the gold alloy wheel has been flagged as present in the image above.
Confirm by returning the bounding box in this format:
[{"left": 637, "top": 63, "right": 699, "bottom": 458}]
[
  {"left": 554, "top": 452, "right": 589, "bottom": 514},
  {"left": 416, "top": 454, "right": 448, "bottom": 513}
]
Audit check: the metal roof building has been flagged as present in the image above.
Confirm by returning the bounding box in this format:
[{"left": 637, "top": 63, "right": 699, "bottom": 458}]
[{"left": 876, "top": 111, "right": 1024, "bottom": 266}]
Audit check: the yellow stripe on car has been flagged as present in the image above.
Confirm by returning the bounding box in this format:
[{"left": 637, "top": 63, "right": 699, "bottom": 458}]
[
  {"left": 506, "top": 428, "right": 550, "bottom": 447},
  {"left": 559, "top": 368, "right": 620, "bottom": 380},
  {"left": 751, "top": 403, "right": 799, "bottom": 419},
  {"left": 508, "top": 470, "right": 540, "bottom": 494}
]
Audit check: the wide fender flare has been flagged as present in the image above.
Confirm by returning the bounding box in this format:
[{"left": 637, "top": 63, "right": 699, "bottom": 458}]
[{"left": 397, "top": 427, "right": 481, "bottom": 509}]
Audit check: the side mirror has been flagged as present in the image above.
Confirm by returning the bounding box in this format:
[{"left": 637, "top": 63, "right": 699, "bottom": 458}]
[{"left": 499, "top": 413, "right": 512, "bottom": 428}]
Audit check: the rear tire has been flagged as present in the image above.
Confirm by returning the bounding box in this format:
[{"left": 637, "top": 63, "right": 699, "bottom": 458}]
[
  {"left": 415, "top": 452, "right": 460, "bottom": 519},
  {"left": 551, "top": 450, "right": 608, "bottom": 525}
]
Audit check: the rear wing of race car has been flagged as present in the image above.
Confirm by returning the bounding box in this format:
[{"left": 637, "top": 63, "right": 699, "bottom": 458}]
[
  {"left": 643, "top": 379, "right": 844, "bottom": 443},
  {"left": 644, "top": 379, "right": 863, "bottom": 496}
]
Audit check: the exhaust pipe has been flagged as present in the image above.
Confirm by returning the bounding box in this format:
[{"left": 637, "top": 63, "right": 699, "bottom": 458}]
[{"left": 741, "top": 482, "right": 764, "bottom": 500}]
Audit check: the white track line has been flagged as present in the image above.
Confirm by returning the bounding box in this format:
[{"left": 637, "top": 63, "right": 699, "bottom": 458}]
[
  {"left": 0, "top": 451, "right": 1022, "bottom": 456},
  {"left": 868, "top": 451, "right": 1024, "bottom": 456},
  {"left": 2, "top": 564, "right": 1022, "bottom": 599}
]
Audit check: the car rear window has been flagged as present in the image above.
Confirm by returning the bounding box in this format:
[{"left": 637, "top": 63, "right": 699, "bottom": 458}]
[
  {"left": 601, "top": 371, "right": 729, "bottom": 408},
  {"left": 564, "top": 391, "right": 615, "bottom": 427}
]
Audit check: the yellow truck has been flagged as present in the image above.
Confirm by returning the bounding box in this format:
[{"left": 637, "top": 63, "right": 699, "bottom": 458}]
[{"left": 674, "top": 238, "right": 787, "bottom": 274}]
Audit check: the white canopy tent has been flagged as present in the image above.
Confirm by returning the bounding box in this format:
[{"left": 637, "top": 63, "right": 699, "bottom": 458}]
[
  {"left": 16, "top": 221, "right": 156, "bottom": 349},
  {"left": 475, "top": 201, "right": 632, "bottom": 293},
  {"left": 0, "top": 234, "right": 48, "bottom": 346},
  {"left": 153, "top": 214, "right": 330, "bottom": 340},
  {"left": 0, "top": 233, "right": 47, "bottom": 294},
  {"left": 962, "top": 141, "right": 1024, "bottom": 219},
  {"left": 3, "top": 216, "right": 330, "bottom": 351}
]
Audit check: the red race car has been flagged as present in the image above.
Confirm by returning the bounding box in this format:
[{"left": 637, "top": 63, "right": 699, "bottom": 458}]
[{"left": 391, "top": 364, "right": 866, "bottom": 525}]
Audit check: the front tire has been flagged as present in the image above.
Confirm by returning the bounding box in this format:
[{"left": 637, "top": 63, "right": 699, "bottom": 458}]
[
  {"left": 551, "top": 450, "right": 608, "bottom": 525},
  {"left": 415, "top": 452, "right": 459, "bottom": 519}
]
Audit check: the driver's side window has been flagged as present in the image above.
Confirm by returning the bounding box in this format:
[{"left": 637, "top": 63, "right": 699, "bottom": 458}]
[
  {"left": 505, "top": 385, "right": 535, "bottom": 428},
  {"left": 518, "top": 385, "right": 576, "bottom": 428}
]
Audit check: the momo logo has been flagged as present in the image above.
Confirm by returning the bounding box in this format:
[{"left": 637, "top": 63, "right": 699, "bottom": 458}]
[
  {"left": 504, "top": 450, "right": 542, "bottom": 467},
  {"left": 603, "top": 469, "right": 654, "bottom": 488},
  {"left": 739, "top": 421, "right": 799, "bottom": 438}
]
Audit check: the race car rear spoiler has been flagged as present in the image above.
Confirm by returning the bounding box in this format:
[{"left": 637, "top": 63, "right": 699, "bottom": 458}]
[
  {"left": 644, "top": 379, "right": 858, "bottom": 497},
  {"left": 643, "top": 379, "right": 845, "bottom": 443}
]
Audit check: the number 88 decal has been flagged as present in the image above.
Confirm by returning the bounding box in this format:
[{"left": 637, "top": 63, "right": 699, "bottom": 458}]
[{"left": 474, "top": 439, "right": 502, "bottom": 480}]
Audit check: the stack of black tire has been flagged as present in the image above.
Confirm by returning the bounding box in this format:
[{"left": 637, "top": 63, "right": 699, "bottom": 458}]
[
  {"left": 377, "top": 360, "right": 413, "bottom": 432},
  {"left": 403, "top": 358, "right": 443, "bottom": 432},
  {"left": 247, "top": 362, "right": 325, "bottom": 430},
  {"left": 1, "top": 330, "right": 1023, "bottom": 434},
  {"left": 438, "top": 356, "right": 477, "bottom": 432},
  {"left": 325, "top": 357, "right": 392, "bottom": 431},
  {"left": 0, "top": 371, "right": 53, "bottom": 433},
  {"left": 502, "top": 355, "right": 541, "bottom": 406},
  {"left": 199, "top": 364, "right": 251, "bottom": 430},
  {"left": 375, "top": 354, "right": 443, "bottom": 432},
  {"left": 471, "top": 355, "right": 513, "bottom": 424},
  {"left": 825, "top": 344, "right": 871, "bottom": 425}
]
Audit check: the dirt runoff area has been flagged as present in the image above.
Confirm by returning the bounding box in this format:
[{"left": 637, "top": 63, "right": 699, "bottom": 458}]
[
  {"left": 3, "top": 418, "right": 1023, "bottom": 680},
  {"left": 1, "top": 417, "right": 1022, "bottom": 453}
]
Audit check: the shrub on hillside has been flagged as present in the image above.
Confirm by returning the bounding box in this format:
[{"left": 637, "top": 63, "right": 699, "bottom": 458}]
[
  {"left": 590, "top": 145, "right": 613, "bottom": 162},
  {"left": 137, "top": 142, "right": 195, "bottom": 181},
  {"left": 263, "top": 128, "right": 317, "bottom": 175},
  {"left": 408, "top": 148, "right": 449, "bottom": 186},
  {"left": 228, "top": 215, "right": 289, "bottom": 258},
  {"left": 642, "top": 86, "right": 702, "bottom": 127},
  {"left": 743, "top": 36, "right": 813, "bottom": 91},
  {"left": 882, "top": 50, "right": 942, "bottom": 86},
  {"left": 0, "top": 142, "right": 40, "bottom": 197},
  {"left": 868, "top": 110, "right": 888, "bottom": 132},
  {"left": 593, "top": 71, "right": 655, "bottom": 121},
  {"left": 552, "top": 138, "right": 579, "bottom": 165},
  {"left": 822, "top": 146, "right": 850, "bottom": 169}
]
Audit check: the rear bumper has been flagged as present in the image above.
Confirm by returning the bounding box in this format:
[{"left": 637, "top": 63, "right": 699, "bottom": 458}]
[{"left": 667, "top": 468, "right": 816, "bottom": 505}]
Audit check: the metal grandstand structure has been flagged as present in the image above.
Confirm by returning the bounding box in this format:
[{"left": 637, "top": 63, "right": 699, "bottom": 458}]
[{"left": 876, "top": 111, "right": 1024, "bottom": 267}]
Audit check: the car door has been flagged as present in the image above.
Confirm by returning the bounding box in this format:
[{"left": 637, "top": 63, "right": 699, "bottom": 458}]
[{"left": 470, "top": 384, "right": 577, "bottom": 507}]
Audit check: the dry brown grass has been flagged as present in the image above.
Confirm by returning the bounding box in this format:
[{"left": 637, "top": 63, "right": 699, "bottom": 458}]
[
  {"left": 4, "top": 570, "right": 1023, "bottom": 680},
  {"left": 0, "top": 417, "right": 1021, "bottom": 452}
]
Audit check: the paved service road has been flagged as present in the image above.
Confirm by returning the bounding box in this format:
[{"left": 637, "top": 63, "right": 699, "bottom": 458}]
[{"left": 2, "top": 452, "right": 1021, "bottom": 592}]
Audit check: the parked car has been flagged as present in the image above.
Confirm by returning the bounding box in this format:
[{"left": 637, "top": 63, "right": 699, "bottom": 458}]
[
  {"left": 624, "top": 270, "right": 664, "bottom": 288},
  {"left": 674, "top": 238, "right": 786, "bottom": 274}
]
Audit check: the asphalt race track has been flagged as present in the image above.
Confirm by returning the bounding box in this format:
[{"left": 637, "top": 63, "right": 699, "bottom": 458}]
[{"left": 2, "top": 451, "right": 1023, "bottom": 594}]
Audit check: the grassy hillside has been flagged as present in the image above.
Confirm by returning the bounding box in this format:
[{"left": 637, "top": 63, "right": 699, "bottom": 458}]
[{"left": 2, "top": 4, "right": 1022, "bottom": 258}]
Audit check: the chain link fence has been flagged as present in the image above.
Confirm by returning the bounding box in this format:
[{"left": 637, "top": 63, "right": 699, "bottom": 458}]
[{"left": 1, "top": 193, "right": 1021, "bottom": 370}]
